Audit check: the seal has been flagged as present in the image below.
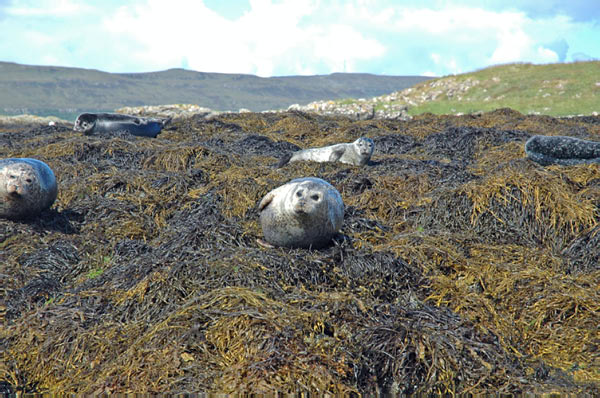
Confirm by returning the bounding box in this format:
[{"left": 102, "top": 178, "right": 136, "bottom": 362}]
[
  {"left": 73, "top": 113, "right": 172, "bottom": 138},
  {"left": 0, "top": 158, "right": 58, "bottom": 219},
  {"left": 258, "top": 177, "right": 344, "bottom": 249},
  {"left": 525, "top": 135, "right": 600, "bottom": 166},
  {"left": 277, "top": 137, "right": 374, "bottom": 167}
]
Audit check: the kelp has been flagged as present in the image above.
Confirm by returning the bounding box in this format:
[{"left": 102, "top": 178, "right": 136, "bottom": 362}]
[{"left": 1, "top": 109, "right": 599, "bottom": 395}]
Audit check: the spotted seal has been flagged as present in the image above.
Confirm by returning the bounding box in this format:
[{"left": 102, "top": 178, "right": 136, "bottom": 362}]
[
  {"left": 73, "top": 113, "right": 172, "bottom": 138},
  {"left": 277, "top": 137, "right": 374, "bottom": 167},
  {"left": 258, "top": 177, "right": 344, "bottom": 249},
  {"left": 0, "top": 158, "right": 58, "bottom": 219},
  {"left": 525, "top": 135, "right": 600, "bottom": 166}
]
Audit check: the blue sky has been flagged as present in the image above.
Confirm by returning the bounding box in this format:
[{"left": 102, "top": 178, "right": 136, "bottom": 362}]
[{"left": 0, "top": 0, "right": 598, "bottom": 77}]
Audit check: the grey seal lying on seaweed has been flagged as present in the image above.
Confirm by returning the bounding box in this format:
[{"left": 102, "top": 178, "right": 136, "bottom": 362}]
[
  {"left": 525, "top": 135, "right": 600, "bottom": 166},
  {"left": 73, "top": 113, "right": 171, "bottom": 138},
  {"left": 258, "top": 177, "right": 344, "bottom": 249},
  {"left": 0, "top": 158, "right": 57, "bottom": 219},
  {"left": 277, "top": 137, "right": 374, "bottom": 167}
]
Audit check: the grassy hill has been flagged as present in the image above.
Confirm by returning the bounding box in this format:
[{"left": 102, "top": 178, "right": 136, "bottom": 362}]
[
  {"left": 369, "top": 61, "right": 600, "bottom": 117},
  {"left": 0, "top": 61, "right": 431, "bottom": 121}
]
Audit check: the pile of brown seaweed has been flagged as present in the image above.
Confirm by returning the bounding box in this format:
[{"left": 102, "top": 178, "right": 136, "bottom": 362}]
[{"left": 1, "top": 108, "right": 599, "bottom": 395}]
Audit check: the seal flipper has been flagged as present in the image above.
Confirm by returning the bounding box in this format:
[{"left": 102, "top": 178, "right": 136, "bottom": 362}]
[
  {"left": 276, "top": 153, "right": 293, "bottom": 168},
  {"left": 328, "top": 147, "right": 345, "bottom": 162},
  {"left": 258, "top": 192, "right": 274, "bottom": 212}
]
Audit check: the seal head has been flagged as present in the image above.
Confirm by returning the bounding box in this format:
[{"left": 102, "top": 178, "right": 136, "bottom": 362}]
[
  {"left": 258, "top": 177, "right": 344, "bottom": 249},
  {"left": 73, "top": 113, "right": 98, "bottom": 134},
  {"left": 346, "top": 137, "right": 374, "bottom": 166},
  {"left": 0, "top": 158, "right": 58, "bottom": 219}
]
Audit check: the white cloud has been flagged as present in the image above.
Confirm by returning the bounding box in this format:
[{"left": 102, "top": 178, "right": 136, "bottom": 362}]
[
  {"left": 311, "top": 24, "right": 386, "bottom": 72},
  {"left": 536, "top": 46, "right": 559, "bottom": 62},
  {"left": 7, "top": 0, "right": 94, "bottom": 17},
  {"left": 373, "top": 6, "right": 569, "bottom": 70},
  {"left": 101, "top": 0, "right": 386, "bottom": 76},
  {"left": 23, "top": 30, "right": 55, "bottom": 46},
  {"left": 0, "top": 0, "right": 595, "bottom": 76},
  {"left": 488, "top": 17, "right": 560, "bottom": 64}
]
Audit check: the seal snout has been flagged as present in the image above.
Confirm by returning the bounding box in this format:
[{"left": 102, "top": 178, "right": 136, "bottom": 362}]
[
  {"left": 294, "top": 189, "right": 308, "bottom": 214},
  {"left": 293, "top": 186, "right": 322, "bottom": 214},
  {"left": 295, "top": 206, "right": 307, "bottom": 214},
  {"left": 7, "top": 185, "right": 21, "bottom": 196}
]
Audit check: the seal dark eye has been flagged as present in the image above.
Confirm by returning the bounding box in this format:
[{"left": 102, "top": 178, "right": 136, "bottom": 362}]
[
  {"left": 9, "top": 175, "right": 16, "bottom": 179},
  {"left": 311, "top": 194, "right": 320, "bottom": 201},
  {"left": 25, "top": 178, "right": 32, "bottom": 183},
  {"left": 296, "top": 191, "right": 303, "bottom": 197}
]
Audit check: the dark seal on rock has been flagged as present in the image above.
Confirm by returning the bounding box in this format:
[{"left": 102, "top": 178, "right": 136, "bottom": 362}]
[
  {"left": 73, "top": 113, "right": 172, "bottom": 138},
  {"left": 525, "top": 135, "right": 600, "bottom": 166},
  {"left": 258, "top": 177, "right": 344, "bottom": 249},
  {"left": 277, "top": 137, "right": 374, "bottom": 167},
  {"left": 0, "top": 158, "right": 58, "bottom": 219}
]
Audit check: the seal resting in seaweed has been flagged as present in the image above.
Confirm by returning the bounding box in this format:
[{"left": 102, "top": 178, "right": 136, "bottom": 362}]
[
  {"left": 277, "top": 137, "right": 374, "bottom": 167},
  {"left": 525, "top": 135, "right": 600, "bottom": 166},
  {"left": 73, "top": 113, "right": 171, "bottom": 138},
  {"left": 258, "top": 177, "right": 344, "bottom": 249},
  {"left": 0, "top": 158, "right": 58, "bottom": 219}
]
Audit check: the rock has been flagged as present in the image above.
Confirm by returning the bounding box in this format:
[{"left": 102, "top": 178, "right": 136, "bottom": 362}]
[
  {"left": 115, "top": 104, "right": 221, "bottom": 121},
  {"left": 0, "top": 114, "right": 69, "bottom": 125}
]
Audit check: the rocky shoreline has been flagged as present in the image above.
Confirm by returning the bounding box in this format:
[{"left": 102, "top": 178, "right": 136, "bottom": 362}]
[{"left": 0, "top": 114, "right": 70, "bottom": 125}]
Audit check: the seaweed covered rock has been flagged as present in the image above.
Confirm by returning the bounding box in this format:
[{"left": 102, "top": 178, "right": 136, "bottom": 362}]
[{"left": 1, "top": 110, "right": 599, "bottom": 395}]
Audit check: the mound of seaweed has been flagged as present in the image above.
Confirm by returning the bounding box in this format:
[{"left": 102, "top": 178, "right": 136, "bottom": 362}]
[{"left": 1, "top": 108, "right": 599, "bottom": 395}]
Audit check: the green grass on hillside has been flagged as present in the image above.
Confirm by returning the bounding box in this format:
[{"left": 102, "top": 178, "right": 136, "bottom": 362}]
[{"left": 380, "top": 61, "right": 599, "bottom": 117}]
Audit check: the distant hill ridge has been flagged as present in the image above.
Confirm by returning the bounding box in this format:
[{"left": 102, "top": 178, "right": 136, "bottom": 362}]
[{"left": 0, "top": 61, "right": 432, "bottom": 121}]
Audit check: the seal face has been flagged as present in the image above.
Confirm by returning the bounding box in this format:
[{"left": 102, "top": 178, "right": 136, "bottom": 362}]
[
  {"left": 73, "top": 113, "right": 171, "bottom": 138},
  {"left": 258, "top": 177, "right": 344, "bottom": 249},
  {"left": 525, "top": 135, "right": 600, "bottom": 166},
  {"left": 278, "top": 137, "right": 374, "bottom": 167},
  {"left": 0, "top": 158, "right": 58, "bottom": 219}
]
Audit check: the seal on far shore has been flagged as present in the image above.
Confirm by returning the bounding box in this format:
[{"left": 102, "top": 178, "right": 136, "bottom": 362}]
[
  {"left": 525, "top": 135, "right": 600, "bottom": 166},
  {"left": 73, "top": 113, "right": 172, "bottom": 138},
  {"left": 0, "top": 158, "right": 58, "bottom": 219},
  {"left": 277, "top": 137, "right": 374, "bottom": 168},
  {"left": 258, "top": 177, "right": 344, "bottom": 249}
]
